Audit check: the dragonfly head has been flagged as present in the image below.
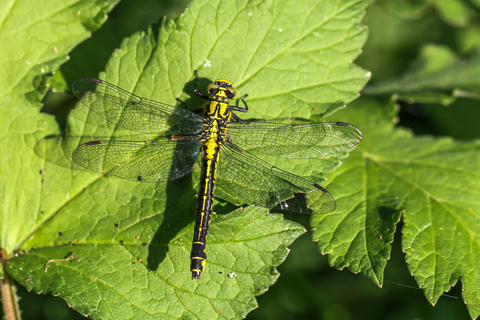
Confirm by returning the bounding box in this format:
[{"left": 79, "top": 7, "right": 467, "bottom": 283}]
[{"left": 208, "top": 79, "right": 237, "bottom": 99}]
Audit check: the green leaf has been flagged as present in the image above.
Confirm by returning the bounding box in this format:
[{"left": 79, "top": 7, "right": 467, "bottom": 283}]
[
  {"left": 8, "top": 206, "right": 304, "bottom": 319},
  {"left": 0, "top": 0, "right": 119, "bottom": 101},
  {"left": 428, "top": 0, "right": 474, "bottom": 27},
  {"left": 0, "top": 0, "right": 119, "bottom": 254},
  {"left": 363, "top": 44, "right": 480, "bottom": 104},
  {"left": 313, "top": 96, "right": 480, "bottom": 319},
  {"left": 380, "top": 0, "right": 430, "bottom": 20},
  {"left": 381, "top": 0, "right": 475, "bottom": 27},
  {"left": 2, "top": 0, "right": 370, "bottom": 318}
]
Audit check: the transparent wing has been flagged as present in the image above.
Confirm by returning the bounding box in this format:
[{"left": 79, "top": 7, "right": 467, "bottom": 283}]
[
  {"left": 72, "top": 138, "right": 202, "bottom": 183},
  {"left": 217, "top": 142, "right": 335, "bottom": 214},
  {"left": 72, "top": 78, "right": 203, "bottom": 135},
  {"left": 228, "top": 121, "right": 362, "bottom": 158}
]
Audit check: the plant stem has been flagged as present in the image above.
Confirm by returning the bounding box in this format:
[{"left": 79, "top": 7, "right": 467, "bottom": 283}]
[{"left": 1, "top": 249, "right": 21, "bottom": 320}]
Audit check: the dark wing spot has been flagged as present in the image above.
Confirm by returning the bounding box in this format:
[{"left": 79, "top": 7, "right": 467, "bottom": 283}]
[
  {"left": 313, "top": 183, "right": 328, "bottom": 193},
  {"left": 85, "top": 141, "right": 102, "bottom": 146},
  {"left": 88, "top": 78, "right": 102, "bottom": 83}
]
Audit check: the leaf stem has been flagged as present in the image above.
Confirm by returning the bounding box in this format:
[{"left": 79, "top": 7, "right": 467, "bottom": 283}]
[{"left": 1, "top": 249, "right": 21, "bottom": 320}]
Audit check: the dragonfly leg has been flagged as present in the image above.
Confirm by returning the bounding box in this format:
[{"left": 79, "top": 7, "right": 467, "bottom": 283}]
[
  {"left": 193, "top": 70, "right": 210, "bottom": 100},
  {"left": 230, "top": 94, "right": 249, "bottom": 123},
  {"left": 231, "top": 94, "right": 249, "bottom": 113},
  {"left": 231, "top": 112, "right": 247, "bottom": 124}
]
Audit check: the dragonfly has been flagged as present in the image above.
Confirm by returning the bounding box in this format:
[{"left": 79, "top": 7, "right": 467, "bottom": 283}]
[{"left": 71, "top": 71, "right": 362, "bottom": 279}]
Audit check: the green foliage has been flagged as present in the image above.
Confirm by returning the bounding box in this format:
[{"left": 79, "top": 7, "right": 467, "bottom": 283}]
[
  {"left": 8, "top": 206, "right": 304, "bottom": 319},
  {"left": 381, "top": 0, "right": 478, "bottom": 27},
  {"left": 313, "top": 97, "right": 480, "bottom": 317},
  {"left": 2, "top": 0, "right": 480, "bottom": 319},
  {"left": 364, "top": 45, "right": 480, "bottom": 104},
  {"left": 1, "top": 0, "right": 369, "bottom": 318},
  {"left": 0, "top": 0, "right": 119, "bottom": 255}
]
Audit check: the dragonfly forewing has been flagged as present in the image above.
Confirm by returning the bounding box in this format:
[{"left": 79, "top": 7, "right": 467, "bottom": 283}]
[
  {"left": 72, "top": 78, "right": 203, "bottom": 135},
  {"left": 228, "top": 121, "right": 362, "bottom": 158}
]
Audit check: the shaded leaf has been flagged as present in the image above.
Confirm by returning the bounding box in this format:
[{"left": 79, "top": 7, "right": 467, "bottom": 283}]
[
  {"left": 363, "top": 45, "right": 480, "bottom": 104},
  {"left": 381, "top": 0, "right": 474, "bottom": 27}
]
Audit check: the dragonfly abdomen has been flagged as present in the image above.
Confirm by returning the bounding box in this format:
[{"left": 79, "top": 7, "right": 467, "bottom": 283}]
[{"left": 190, "top": 142, "right": 221, "bottom": 279}]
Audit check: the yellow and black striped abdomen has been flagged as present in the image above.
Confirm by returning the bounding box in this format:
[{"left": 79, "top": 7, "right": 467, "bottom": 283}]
[{"left": 190, "top": 141, "right": 221, "bottom": 279}]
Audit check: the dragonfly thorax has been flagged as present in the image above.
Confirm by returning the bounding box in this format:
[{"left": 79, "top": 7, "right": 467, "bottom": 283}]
[
  {"left": 200, "top": 80, "right": 234, "bottom": 155},
  {"left": 204, "top": 81, "right": 234, "bottom": 124}
]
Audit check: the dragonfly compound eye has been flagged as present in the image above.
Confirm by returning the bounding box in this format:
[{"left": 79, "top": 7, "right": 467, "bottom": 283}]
[
  {"left": 226, "top": 88, "right": 237, "bottom": 99},
  {"left": 207, "top": 83, "right": 219, "bottom": 94}
]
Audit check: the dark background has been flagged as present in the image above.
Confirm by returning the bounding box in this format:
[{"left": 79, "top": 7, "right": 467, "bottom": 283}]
[{"left": 4, "top": 0, "right": 479, "bottom": 319}]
